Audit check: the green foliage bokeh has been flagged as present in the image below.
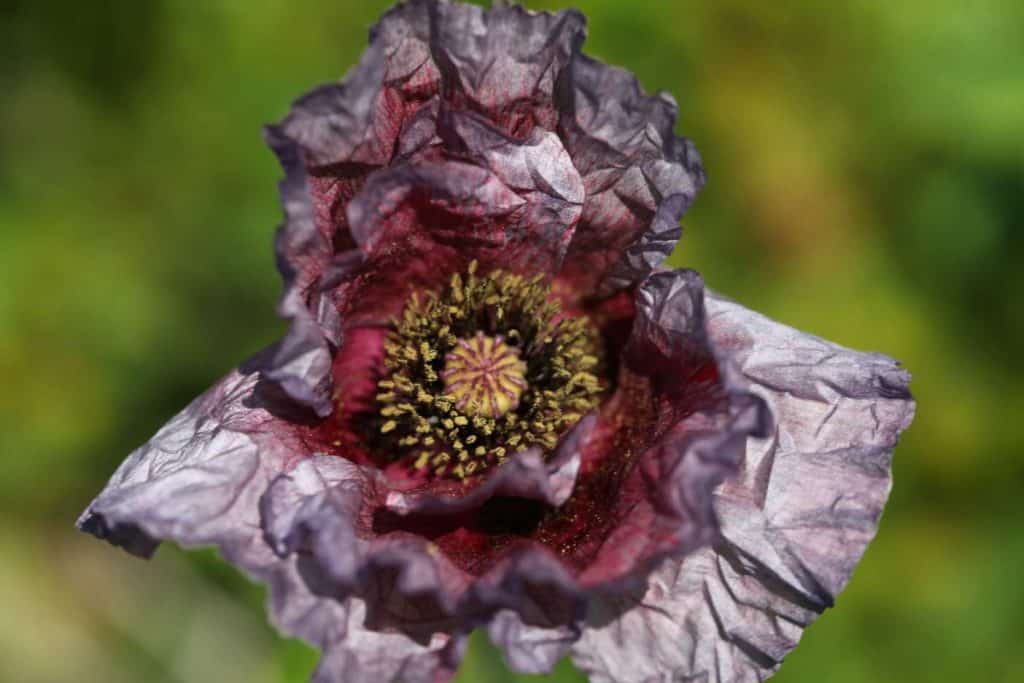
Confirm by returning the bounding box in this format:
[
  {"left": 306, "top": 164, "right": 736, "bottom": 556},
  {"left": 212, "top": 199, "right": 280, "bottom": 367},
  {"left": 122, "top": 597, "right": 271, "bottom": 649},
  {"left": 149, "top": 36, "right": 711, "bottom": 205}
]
[{"left": 1, "top": 1, "right": 1021, "bottom": 681}]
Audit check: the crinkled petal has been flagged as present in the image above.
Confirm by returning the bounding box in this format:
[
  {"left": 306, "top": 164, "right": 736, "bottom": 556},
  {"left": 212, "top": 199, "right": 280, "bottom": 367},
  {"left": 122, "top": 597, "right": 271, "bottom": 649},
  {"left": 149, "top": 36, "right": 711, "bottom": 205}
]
[
  {"left": 260, "top": 458, "right": 585, "bottom": 671},
  {"left": 385, "top": 413, "right": 593, "bottom": 516},
  {"left": 430, "top": 0, "right": 585, "bottom": 135},
  {"left": 262, "top": 127, "right": 338, "bottom": 417},
  {"left": 261, "top": 455, "right": 470, "bottom": 631},
  {"left": 77, "top": 348, "right": 458, "bottom": 683},
  {"left": 438, "top": 110, "right": 585, "bottom": 246},
  {"left": 571, "top": 271, "right": 770, "bottom": 588},
  {"left": 266, "top": 0, "right": 702, "bottom": 350},
  {"left": 77, "top": 350, "right": 294, "bottom": 559},
  {"left": 556, "top": 55, "right": 705, "bottom": 297},
  {"left": 271, "top": 34, "right": 391, "bottom": 169},
  {"left": 570, "top": 291, "right": 915, "bottom": 682},
  {"left": 258, "top": 0, "right": 444, "bottom": 413},
  {"left": 259, "top": 447, "right": 592, "bottom": 635},
  {"left": 327, "top": 118, "right": 584, "bottom": 326},
  {"left": 257, "top": 271, "right": 774, "bottom": 678},
  {"left": 270, "top": 0, "right": 440, "bottom": 262},
  {"left": 267, "top": 0, "right": 584, "bottom": 263},
  {"left": 486, "top": 609, "right": 580, "bottom": 675},
  {"left": 350, "top": 109, "right": 585, "bottom": 265},
  {"left": 272, "top": 560, "right": 460, "bottom": 683}
]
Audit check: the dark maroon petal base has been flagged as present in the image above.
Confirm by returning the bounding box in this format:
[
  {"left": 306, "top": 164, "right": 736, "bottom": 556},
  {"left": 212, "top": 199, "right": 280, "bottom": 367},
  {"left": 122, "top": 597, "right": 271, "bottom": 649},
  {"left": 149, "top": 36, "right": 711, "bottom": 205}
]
[{"left": 253, "top": 271, "right": 769, "bottom": 670}]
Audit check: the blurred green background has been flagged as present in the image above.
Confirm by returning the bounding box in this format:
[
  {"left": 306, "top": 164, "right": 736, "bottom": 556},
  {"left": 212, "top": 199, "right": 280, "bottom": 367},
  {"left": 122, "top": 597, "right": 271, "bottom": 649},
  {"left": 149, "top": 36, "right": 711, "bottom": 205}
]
[{"left": 1, "top": 0, "right": 1021, "bottom": 681}]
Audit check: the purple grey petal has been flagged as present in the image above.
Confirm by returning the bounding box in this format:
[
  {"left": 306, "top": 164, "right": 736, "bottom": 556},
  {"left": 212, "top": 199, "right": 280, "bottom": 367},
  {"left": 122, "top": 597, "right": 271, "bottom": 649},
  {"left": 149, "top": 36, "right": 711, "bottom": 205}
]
[
  {"left": 384, "top": 412, "right": 593, "bottom": 516},
  {"left": 263, "top": 125, "right": 336, "bottom": 417},
  {"left": 486, "top": 609, "right": 580, "bottom": 675},
  {"left": 570, "top": 290, "right": 915, "bottom": 682},
  {"left": 272, "top": 560, "right": 460, "bottom": 683},
  {"left": 429, "top": 0, "right": 585, "bottom": 134},
  {"left": 255, "top": 272, "right": 774, "bottom": 679},
  {"left": 569, "top": 270, "right": 769, "bottom": 589},
  {"left": 334, "top": 117, "right": 584, "bottom": 314},
  {"left": 272, "top": 40, "right": 389, "bottom": 169},
  {"left": 258, "top": 449, "right": 592, "bottom": 637},
  {"left": 78, "top": 350, "right": 459, "bottom": 683},
  {"left": 261, "top": 455, "right": 470, "bottom": 632},
  {"left": 260, "top": 0, "right": 703, "bottom": 408},
  {"left": 557, "top": 55, "right": 706, "bottom": 296}
]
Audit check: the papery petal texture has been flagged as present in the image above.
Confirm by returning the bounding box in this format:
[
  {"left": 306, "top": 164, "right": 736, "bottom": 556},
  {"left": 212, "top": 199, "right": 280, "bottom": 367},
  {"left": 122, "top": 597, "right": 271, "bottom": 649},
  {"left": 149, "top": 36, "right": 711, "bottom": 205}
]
[
  {"left": 253, "top": 269, "right": 770, "bottom": 676},
  {"left": 263, "top": 0, "right": 703, "bottom": 384},
  {"left": 556, "top": 55, "right": 706, "bottom": 298},
  {"left": 569, "top": 292, "right": 915, "bottom": 683},
  {"left": 78, "top": 350, "right": 459, "bottom": 683},
  {"left": 79, "top": 1, "right": 913, "bottom": 681}
]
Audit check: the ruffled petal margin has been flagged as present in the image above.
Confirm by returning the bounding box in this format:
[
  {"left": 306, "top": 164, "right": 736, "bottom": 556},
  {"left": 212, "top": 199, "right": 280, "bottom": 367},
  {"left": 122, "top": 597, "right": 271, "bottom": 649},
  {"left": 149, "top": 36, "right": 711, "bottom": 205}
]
[
  {"left": 569, "top": 291, "right": 915, "bottom": 683},
  {"left": 76, "top": 349, "right": 460, "bottom": 683}
]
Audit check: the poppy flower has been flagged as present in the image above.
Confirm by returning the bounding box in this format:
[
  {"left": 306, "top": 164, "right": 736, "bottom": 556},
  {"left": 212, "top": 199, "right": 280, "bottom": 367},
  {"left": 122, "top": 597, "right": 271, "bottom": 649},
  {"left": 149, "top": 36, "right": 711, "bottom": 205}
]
[{"left": 79, "top": 1, "right": 915, "bottom": 681}]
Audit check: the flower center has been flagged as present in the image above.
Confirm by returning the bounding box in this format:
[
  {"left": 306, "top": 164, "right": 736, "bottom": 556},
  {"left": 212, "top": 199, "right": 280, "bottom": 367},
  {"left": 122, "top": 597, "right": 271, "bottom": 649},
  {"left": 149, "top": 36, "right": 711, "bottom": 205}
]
[
  {"left": 441, "top": 333, "right": 526, "bottom": 418},
  {"left": 375, "top": 261, "right": 602, "bottom": 480}
]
